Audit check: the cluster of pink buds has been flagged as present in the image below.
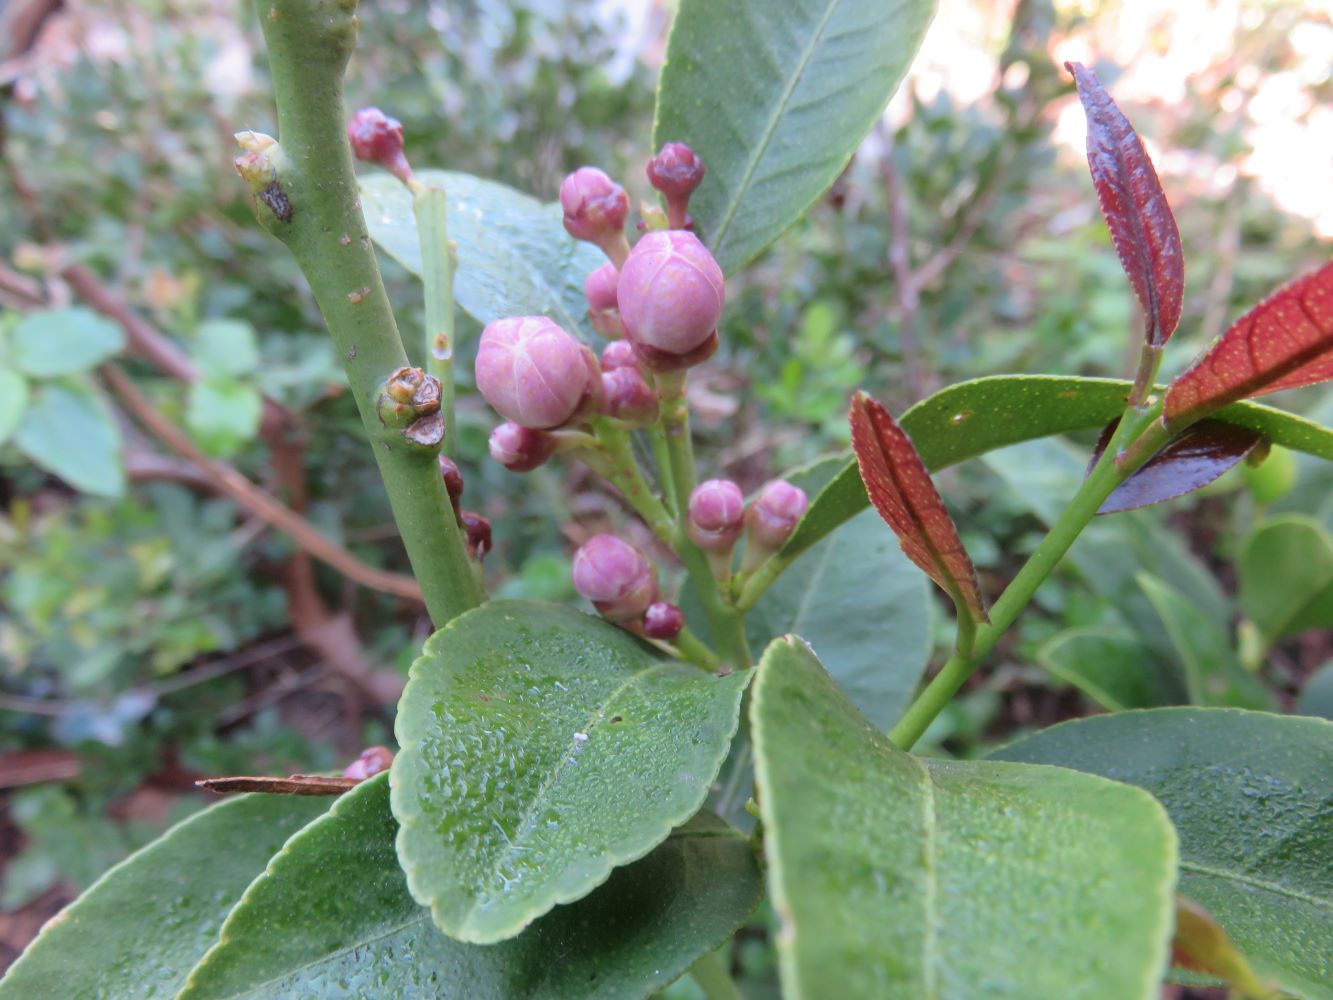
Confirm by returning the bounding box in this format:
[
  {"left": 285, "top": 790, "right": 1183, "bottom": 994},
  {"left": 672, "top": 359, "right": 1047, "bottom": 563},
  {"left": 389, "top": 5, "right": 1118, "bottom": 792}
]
[
  {"left": 571, "top": 535, "right": 682, "bottom": 640},
  {"left": 687, "top": 478, "right": 809, "bottom": 578}
]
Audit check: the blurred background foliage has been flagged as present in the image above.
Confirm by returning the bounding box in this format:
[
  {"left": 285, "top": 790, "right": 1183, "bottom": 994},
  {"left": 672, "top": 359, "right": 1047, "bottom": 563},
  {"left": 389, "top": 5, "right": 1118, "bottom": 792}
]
[{"left": 0, "top": 0, "right": 1329, "bottom": 978}]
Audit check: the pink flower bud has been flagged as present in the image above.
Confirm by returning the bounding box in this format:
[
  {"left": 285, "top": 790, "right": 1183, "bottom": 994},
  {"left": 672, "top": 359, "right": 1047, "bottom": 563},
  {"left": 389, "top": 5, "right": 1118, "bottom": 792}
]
[
  {"left": 747, "top": 480, "right": 809, "bottom": 551},
  {"left": 572, "top": 535, "right": 659, "bottom": 623},
  {"left": 647, "top": 143, "right": 706, "bottom": 198},
  {"left": 560, "top": 167, "right": 629, "bottom": 250},
  {"left": 601, "top": 367, "right": 659, "bottom": 427},
  {"left": 585, "top": 264, "right": 620, "bottom": 313},
  {"left": 488, "top": 421, "right": 557, "bottom": 472},
  {"left": 342, "top": 746, "right": 394, "bottom": 780},
  {"left": 347, "top": 108, "right": 413, "bottom": 184},
  {"left": 600, "top": 339, "right": 638, "bottom": 372},
  {"left": 643, "top": 601, "right": 685, "bottom": 640},
  {"left": 475, "top": 316, "right": 595, "bottom": 429},
  {"left": 687, "top": 479, "right": 745, "bottom": 552},
  {"left": 461, "top": 512, "right": 492, "bottom": 560},
  {"left": 617, "top": 230, "right": 724, "bottom": 361}
]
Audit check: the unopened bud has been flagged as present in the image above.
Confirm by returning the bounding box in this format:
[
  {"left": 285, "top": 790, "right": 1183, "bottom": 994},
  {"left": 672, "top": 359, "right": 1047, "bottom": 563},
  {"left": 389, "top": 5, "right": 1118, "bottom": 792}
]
[
  {"left": 647, "top": 142, "right": 705, "bottom": 229},
  {"left": 600, "top": 338, "right": 639, "bottom": 372},
  {"left": 385, "top": 366, "right": 423, "bottom": 404},
  {"left": 488, "top": 421, "right": 557, "bottom": 472},
  {"left": 461, "top": 512, "right": 492, "bottom": 560},
  {"left": 747, "top": 480, "right": 809, "bottom": 552},
  {"left": 571, "top": 534, "right": 659, "bottom": 623},
  {"left": 347, "top": 107, "right": 413, "bottom": 185},
  {"left": 377, "top": 366, "right": 429, "bottom": 427},
  {"left": 585, "top": 263, "right": 624, "bottom": 338},
  {"left": 560, "top": 167, "right": 630, "bottom": 260},
  {"left": 475, "top": 316, "right": 596, "bottom": 429},
  {"left": 631, "top": 330, "right": 719, "bottom": 374},
  {"left": 643, "top": 601, "right": 685, "bottom": 641},
  {"left": 439, "top": 456, "right": 464, "bottom": 518},
  {"left": 687, "top": 479, "right": 745, "bottom": 553},
  {"left": 342, "top": 746, "right": 394, "bottom": 781},
  {"left": 601, "top": 367, "right": 659, "bottom": 427},
  {"left": 617, "top": 230, "right": 724, "bottom": 364}
]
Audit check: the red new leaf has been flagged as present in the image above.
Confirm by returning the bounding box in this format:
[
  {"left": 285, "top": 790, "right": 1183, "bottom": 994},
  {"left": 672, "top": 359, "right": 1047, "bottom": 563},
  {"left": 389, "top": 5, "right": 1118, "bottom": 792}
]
[
  {"left": 850, "top": 392, "right": 988, "bottom": 624},
  {"left": 1068, "top": 62, "right": 1184, "bottom": 347},
  {"left": 1165, "top": 260, "right": 1333, "bottom": 427}
]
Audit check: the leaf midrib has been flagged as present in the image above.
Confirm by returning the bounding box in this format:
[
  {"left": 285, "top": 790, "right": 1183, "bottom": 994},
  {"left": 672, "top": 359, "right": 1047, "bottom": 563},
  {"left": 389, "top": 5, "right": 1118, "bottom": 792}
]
[
  {"left": 707, "top": 0, "right": 842, "bottom": 260},
  {"left": 1180, "top": 859, "right": 1330, "bottom": 910}
]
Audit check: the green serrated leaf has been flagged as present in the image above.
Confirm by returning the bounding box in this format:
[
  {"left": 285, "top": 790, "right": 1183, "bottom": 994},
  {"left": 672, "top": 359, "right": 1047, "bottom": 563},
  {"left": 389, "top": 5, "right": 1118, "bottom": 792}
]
[
  {"left": 752, "top": 637, "right": 1178, "bottom": 999},
  {"left": 0, "top": 369, "right": 29, "bottom": 445},
  {"left": 747, "top": 457, "right": 931, "bottom": 728},
  {"left": 1037, "top": 626, "right": 1186, "bottom": 711},
  {"left": 14, "top": 379, "right": 124, "bottom": 497},
  {"left": 360, "top": 171, "right": 605, "bottom": 339},
  {"left": 391, "top": 600, "right": 751, "bottom": 944},
  {"left": 1138, "top": 573, "right": 1275, "bottom": 710},
  {"left": 654, "top": 0, "right": 934, "bottom": 274},
  {"left": 781, "top": 375, "right": 1333, "bottom": 562},
  {"left": 0, "top": 795, "right": 328, "bottom": 1000},
  {"left": 10, "top": 307, "right": 125, "bottom": 377},
  {"left": 186, "top": 377, "right": 263, "bottom": 457},
  {"left": 192, "top": 319, "right": 260, "bottom": 377},
  {"left": 183, "top": 775, "right": 761, "bottom": 1000},
  {"left": 992, "top": 709, "right": 1333, "bottom": 999},
  {"left": 1239, "top": 516, "right": 1333, "bottom": 651}
]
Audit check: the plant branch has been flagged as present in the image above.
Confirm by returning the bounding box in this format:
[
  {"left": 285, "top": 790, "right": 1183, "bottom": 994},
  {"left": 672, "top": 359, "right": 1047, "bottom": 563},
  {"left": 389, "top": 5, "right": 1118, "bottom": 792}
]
[
  {"left": 410, "top": 181, "right": 458, "bottom": 454},
  {"left": 689, "top": 950, "right": 743, "bottom": 1000},
  {"left": 250, "top": 0, "right": 480, "bottom": 625}
]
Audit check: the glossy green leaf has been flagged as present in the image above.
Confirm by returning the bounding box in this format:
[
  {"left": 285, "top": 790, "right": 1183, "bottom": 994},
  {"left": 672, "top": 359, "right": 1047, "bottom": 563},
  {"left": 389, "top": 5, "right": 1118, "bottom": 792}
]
[
  {"left": 992, "top": 708, "right": 1333, "bottom": 999},
  {"left": 780, "top": 375, "right": 1333, "bottom": 563},
  {"left": 185, "top": 775, "right": 761, "bottom": 1000},
  {"left": 392, "top": 600, "right": 751, "bottom": 944},
  {"left": 1239, "top": 516, "right": 1333, "bottom": 650},
  {"left": 361, "top": 171, "right": 605, "bottom": 339},
  {"left": 186, "top": 377, "right": 263, "bottom": 457},
  {"left": 1037, "top": 627, "right": 1186, "bottom": 711},
  {"left": 654, "top": 0, "right": 934, "bottom": 274},
  {"left": 192, "top": 319, "right": 260, "bottom": 377},
  {"left": 753, "top": 637, "right": 1178, "bottom": 999},
  {"left": 746, "top": 458, "right": 931, "bottom": 728},
  {"left": 14, "top": 379, "right": 124, "bottom": 497},
  {"left": 1297, "top": 661, "right": 1333, "bottom": 720},
  {"left": 1138, "top": 573, "right": 1275, "bottom": 710},
  {"left": 0, "top": 794, "right": 328, "bottom": 1000},
  {"left": 10, "top": 307, "right": 125, "bottom": 376},
  {"left": 0, "top": 369, "right": 28, "bottom": 445}
]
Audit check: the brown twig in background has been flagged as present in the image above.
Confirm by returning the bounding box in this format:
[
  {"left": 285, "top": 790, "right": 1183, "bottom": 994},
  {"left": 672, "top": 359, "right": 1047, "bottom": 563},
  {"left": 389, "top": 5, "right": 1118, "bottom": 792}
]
[{"left": 879, "top": 132, "right": 927, "bottom": 403}]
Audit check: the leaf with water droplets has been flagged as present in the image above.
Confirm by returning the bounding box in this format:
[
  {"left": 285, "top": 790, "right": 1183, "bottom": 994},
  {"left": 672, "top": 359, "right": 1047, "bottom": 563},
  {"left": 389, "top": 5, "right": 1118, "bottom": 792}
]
[
  {"left": 993, "top": 709, "right": 1333, "bottom": 1000},
  {"left": 752, "top": 637, "right": 1178, "bottom": 999},
  {"left": 0, "top": 795, "right": 328, "bottom": 1000},
  {"left": 849, "top": 391, "right": 988, "bottom": 624},
  {"left": 1067, "top": 62, "right": 1183, "bottom": 347},
  {"left": 391, "top": 600, "right": 751, "bottom": 944},
  {"left": 182, "top": 775, "right": 761, "bottom": 999},
  {"left": 1166, "top": 260, "right": 1333, "bottom": 428}
]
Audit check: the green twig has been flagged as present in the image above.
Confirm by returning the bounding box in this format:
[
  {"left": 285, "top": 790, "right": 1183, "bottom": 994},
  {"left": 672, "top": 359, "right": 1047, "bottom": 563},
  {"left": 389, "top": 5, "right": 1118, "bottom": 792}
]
[
  {"left": 689, "top": 950, "right": 743, "bottom": 1000},
  {"left": 672, "top": 626, "right": 723, "bottom": 671},
  {"left": 250, "top": 0, "right": 481, "bottom": 626},
  {"left": 410, "top": 182, "right": 458, "bottom": 454}
]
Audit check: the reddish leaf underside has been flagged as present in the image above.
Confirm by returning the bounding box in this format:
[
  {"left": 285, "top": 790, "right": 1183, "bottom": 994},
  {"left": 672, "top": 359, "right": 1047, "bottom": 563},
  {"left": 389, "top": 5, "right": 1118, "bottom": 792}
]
[
  {"left": 849, "top": 391, "right": 988, "bottom": 624},
  {"left": 1088, "top": 419, "right": 1263, "bottom": 514},
  {"left": 1165, "top": 259, "right": 1333, "bottom": 427},
  {"left": 1068, "top": 61, "right": 1184, "bottom": 347}
]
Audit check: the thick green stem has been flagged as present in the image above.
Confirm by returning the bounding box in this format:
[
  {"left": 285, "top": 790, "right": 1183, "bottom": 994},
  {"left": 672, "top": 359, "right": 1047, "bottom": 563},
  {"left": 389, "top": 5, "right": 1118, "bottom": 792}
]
[
  {"left": 889, "top": 407, "right": 1169, "bottom": 750},
  {"left": 673, "top": 626, "right": 722, "bottom": 671},
  {"left": 660, "top": 375, "right": 698, "bottom": 507},
  {"left": 593, "top": 423, "right": 676, "bottom": 545},
  {"left": 689, "top": 950, "right": 743, "bottom": 1000},
  {"left": 645, "top": 420, "right": 677, "bottom": 515},
  {"left": 251, "top": 0, "right": 481, "bottom": 625},
  {"left": 411, "top": 183, "right": 458, "bottom": 455}
]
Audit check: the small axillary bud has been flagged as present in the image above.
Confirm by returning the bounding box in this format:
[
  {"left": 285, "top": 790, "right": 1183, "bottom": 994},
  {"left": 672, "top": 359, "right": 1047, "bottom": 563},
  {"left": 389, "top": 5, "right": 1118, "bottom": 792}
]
[
  {"left": 233, "top": 131, "right": 291, "bottom": 223},
  {"left": 617, "top": 230, "right": 724, "bottom": 372},
  {"left": 601, "top": 367, "right": 659, "bottom": 427},
  {"left": 642, "top": 601, "right": 685, "bottom": 641},
  {"left": 585, "top": 263, "right": 624, "bottom": 339},
  {"left": 377, "top": 367, "right": 446, "bottom": 449},
  {"left": 571, "top": 534, "right": 659, "bottom": 623},
  {"left": 560, "top": 167, "right": 631, "bottom": 265},
  {"left": 745, "top": 479, "right": 809, "bottom": 560},
  {"left": 475, "top": 316, "right": 599, "bottom": 430},
  {"left": 488, "top": 421, "right": 558, "bottom": 472},
  {"left": 460, "top": 512, "right": 492, "bottom": 560},
  {"left": 347, "top": 107, "right": 414, "bottom": 186},
  {"left": 439, "top": 456, "right": 464, "bottom": 519},
  {"left": 646, "top": 142, "right": 705, "bottom": 230}
]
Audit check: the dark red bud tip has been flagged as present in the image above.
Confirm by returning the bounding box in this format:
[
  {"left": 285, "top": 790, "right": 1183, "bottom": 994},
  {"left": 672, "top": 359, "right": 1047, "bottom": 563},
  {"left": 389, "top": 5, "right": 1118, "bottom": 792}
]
[
  {"left": 643, "top": 601, "right": 685, "bottom": 641},
  {"left": 647, "top": 143, "right": 706, "bottom": 198},
  {"left": 572, "top": 534, "right": 659, "bottom": 623},
  {"left": 342, "top": 745, "right": 394, "bottom": 780},
  {"left": 438, "top": 456, "right": 464, "bottom": 517},
  {"left": 560, "top": 167, "right": 629, "bottom": 246},
  {"left": 461, "top": 512, "right": 492, "bottom": 560},
  {"left": 488, "top": 421, "right": 557, "bottom": 472},
  {"left": 347, "top": 108, "right": 413, "bottom": 184}
]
